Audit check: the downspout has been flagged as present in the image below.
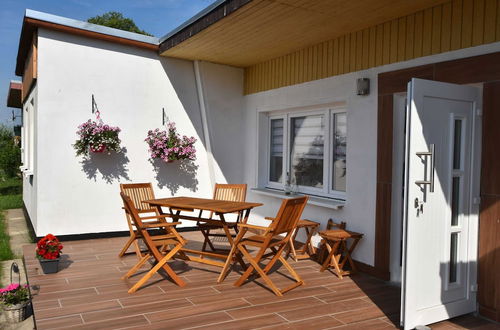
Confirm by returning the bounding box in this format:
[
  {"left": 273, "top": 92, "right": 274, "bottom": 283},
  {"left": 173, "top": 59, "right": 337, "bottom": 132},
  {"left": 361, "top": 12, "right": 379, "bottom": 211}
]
[{"left": 194, "top": 60, "right": 216, "bottom": 187}]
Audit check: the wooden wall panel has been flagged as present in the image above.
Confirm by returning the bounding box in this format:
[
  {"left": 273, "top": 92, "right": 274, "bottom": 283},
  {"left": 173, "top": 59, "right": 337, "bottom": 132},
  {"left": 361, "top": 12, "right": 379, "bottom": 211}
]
[
  {"left": 481, "top": 81, "right": 500, "bottom": 196},
  {"left": 22, "top": 34, "right": 37, "bottom": 102},
  {"left": 478, "top": 195, "right": 500, "bottom": 322},
  {"left": 244, "top": 0, "right": 500, "bottom": 94}
]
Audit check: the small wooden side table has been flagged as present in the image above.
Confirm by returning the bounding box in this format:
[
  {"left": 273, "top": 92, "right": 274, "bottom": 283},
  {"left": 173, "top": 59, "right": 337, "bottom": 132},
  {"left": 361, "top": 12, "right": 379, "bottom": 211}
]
[
  {"left": 318, "top": 229, "right": 363, "bottom": 279},
  {"left": 288, "top": 219, "right": 320, "bottom": 261}
]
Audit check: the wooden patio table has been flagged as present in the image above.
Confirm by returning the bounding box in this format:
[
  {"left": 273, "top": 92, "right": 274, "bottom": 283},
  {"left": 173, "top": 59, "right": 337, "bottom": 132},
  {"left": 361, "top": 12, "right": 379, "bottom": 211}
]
[{"left": 145, "top": 196, "right": 263, "bottom": 280}]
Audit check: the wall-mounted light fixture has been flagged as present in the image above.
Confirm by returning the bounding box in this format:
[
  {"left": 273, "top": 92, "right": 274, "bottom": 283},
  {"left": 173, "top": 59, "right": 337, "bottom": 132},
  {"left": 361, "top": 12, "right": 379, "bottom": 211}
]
[{"left": 356, "top": 78, "right": 370, "bottom": 95}]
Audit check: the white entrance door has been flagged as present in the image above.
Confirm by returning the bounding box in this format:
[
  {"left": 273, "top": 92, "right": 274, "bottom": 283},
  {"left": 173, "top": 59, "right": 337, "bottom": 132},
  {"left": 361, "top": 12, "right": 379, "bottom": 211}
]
[{"left": 401, "top": 78, "right": 481, "bottom": 329}]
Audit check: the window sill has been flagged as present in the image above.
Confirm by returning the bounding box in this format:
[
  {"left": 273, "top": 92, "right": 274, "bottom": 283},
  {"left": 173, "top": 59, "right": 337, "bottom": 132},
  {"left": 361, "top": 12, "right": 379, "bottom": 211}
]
[{"left": 251, "top": 188, "right": 345, "bottom": 210}]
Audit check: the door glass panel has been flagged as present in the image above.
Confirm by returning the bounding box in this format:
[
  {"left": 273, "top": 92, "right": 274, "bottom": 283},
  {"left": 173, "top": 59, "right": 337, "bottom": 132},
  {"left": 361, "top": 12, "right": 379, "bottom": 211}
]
[
  {"left": 332, "top": 113, "right": 347, "bottom": 192},
  {"left": 290, "top": 115, "right": 324, "bottom": 188},
  {"left": 449, "top": 233, "right": 458, "bottom": 283},
  {"left": 269, "top": 119, "right": 283, "bottom": 183},
  {"left": 453, "top": 120, "right": 462, "bottom": 170},
  {"left": 451, "top": 177, "right": 460, "bottom": 226}
]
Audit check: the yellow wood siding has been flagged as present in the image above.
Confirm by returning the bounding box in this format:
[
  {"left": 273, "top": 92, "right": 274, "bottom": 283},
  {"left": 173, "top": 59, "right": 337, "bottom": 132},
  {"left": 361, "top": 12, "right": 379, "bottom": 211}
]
[{"left": 244, "top": 0, "right": 500, "bottom": 94}]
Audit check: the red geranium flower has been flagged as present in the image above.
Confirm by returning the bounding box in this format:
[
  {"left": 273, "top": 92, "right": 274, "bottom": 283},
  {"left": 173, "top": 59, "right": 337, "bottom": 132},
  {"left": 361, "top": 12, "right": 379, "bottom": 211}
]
[{"left": 36, "top": 234, "right": 63, "bottom": 260}]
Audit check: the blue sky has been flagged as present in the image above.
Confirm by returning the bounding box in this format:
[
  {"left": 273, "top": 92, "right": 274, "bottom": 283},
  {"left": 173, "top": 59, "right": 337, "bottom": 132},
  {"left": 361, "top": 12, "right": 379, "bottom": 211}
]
[{"left": 0, "top": 0, "right": 216, "bottom": 128}]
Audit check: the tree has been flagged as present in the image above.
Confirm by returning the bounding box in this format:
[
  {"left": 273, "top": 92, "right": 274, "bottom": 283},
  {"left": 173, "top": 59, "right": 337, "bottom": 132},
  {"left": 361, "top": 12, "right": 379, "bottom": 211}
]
[
  {"left": 88, "top": 12, "right": 152, "bottom": 36},
  {"left": 0, "top": 125, "right": 21, "bottom": 179}
]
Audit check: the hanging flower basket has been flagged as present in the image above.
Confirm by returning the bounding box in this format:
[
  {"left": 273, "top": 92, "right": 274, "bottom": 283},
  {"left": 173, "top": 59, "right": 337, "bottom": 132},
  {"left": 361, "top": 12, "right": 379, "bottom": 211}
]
[
  {"left": 0, "top": 283, "right": 30, "bottom": 323},
  {"left": 74, "top": 120, "right": 121, "bottom": 156},
  {"left": 145, "top": 121, "right": 196, "bottom": 163},
  {"left": 36, "top": 234, "right": 63, "bottom": 274}
]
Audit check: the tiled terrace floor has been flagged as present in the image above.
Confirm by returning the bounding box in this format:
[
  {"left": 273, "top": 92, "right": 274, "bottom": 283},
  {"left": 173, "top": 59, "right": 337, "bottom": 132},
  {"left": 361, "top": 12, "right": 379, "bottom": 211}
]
[{"left": 23, "top": 232, "right": 497, "bottom": 330}]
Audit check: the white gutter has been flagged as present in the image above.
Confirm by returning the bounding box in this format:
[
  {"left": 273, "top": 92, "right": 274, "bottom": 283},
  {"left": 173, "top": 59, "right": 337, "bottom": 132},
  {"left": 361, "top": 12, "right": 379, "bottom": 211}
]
[{"left": 194, "top": 60, "right": 216, "bottom": 187}]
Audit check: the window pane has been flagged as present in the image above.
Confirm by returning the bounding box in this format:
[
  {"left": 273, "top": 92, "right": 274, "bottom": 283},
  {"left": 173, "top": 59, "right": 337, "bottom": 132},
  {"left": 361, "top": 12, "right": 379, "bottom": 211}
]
[
  {"left": 451, "top": 177, "right": 460, "bottom": 226},
  {"left": 290, "top": 115, "right": 324, "bottom": 188},
  {"left": 269, "top": 119, "right": 283, "bottom": 182},
  {"left": 449, "top": 233, "right": 458, "bottom": 283},
  {"left": 332, "top": 113, "right": 347, "bottom": 192},
  {"left": 453, "top": 119, "right": 462, "bottom": 170}
]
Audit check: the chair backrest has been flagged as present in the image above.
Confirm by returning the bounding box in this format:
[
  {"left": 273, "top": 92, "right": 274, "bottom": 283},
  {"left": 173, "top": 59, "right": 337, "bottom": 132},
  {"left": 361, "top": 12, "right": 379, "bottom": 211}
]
[
  {"left": 120, "top": 192, "right": 147, "bottom": 232},
  {"left": 120, "top": 183, "right": 156, "bottom": 212},
  {"left": 213, "top": 183, "right": 247, "bottom": 202},
  {"left": 326, "top": 218, "right": 346, "bottom": 230},
  {"left": 120, "top": 192, "right": 166, "bottom": 259},
  {"left": 270, "top": 196, "right": 308, "bottom": 236}
]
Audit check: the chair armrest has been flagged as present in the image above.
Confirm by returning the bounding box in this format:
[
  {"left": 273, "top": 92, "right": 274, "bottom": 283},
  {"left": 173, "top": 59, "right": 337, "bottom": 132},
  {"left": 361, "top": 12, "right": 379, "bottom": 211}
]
[
  {"left": 140, "top": 214, "right": 172, "bottom": 220},
  {"left": 237, "top": 223, "right": 270, "bottom": 231},
  {"left": 142, "top": 222, "right": 182, "bottom": 228}
]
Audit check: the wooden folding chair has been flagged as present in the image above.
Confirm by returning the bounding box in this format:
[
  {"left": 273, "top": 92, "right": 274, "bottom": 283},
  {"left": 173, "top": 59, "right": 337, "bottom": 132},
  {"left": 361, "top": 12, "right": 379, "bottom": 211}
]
[
  {"left": 219, "top": 196, "right": 308, "bottom": 296},
  {"left": 120, "top": 192, "right": 187, "bottom": 293},
  {"left": 198, "top": 183, "right": 247, "bottom": 252},
  {"left": 118, "top": 183, "right": 160, "bottom": 258}
]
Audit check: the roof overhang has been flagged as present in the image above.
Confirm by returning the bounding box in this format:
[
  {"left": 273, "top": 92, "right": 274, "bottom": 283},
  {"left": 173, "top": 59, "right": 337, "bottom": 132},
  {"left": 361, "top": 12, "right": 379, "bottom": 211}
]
[
  {"left": 7, "top": 81, "right": 22, "bottom": 109},
  {"left": 15, "top": 10, "right": 159, "bottom": 76},
  {"left": 160, "top": 0, "right": 450, "bottom": 67}
]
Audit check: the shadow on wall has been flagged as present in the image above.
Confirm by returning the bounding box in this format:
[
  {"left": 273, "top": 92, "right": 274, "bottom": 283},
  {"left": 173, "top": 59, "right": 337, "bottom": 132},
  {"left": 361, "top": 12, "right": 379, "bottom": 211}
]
[
  {"left": 150, "top": 159, "right": 199, "bottom": 195},
  {"left": 80, "top": 148, "right": 130, "bottom": 183}
]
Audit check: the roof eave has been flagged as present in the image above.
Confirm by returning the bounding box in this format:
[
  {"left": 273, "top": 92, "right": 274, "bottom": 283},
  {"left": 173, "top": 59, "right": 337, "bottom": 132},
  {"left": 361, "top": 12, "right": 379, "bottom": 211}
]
[
  {"left": 159, "top": 0, "right": 252, "bottom": 56},
  {"left": 15, "top": 9, "right": 160, "bottom": 76}
]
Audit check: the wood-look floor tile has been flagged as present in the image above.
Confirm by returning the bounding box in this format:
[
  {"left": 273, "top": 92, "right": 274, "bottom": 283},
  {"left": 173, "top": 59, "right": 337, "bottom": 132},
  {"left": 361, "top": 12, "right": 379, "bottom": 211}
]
[
  {"left": 36, "top": 314, "right": 83, "bottom": 329},
  {"left": 146, "top": 298, "right": 250, "bottom": 323},
  {"left": 35, "top": 299, "right": 121, "bottom": 320},
  {"left": 24, "top": 236, "right": 500, "bottom": 330},
  {"left": 265, "top": 315, "right": 342, "bottom": 329},
  {"left": 227, "top": 297, "right": 325, "bottom": 320},
  {"left": 278, "top": 298, "right": 373, "bottom": 322},
  {"left": 72, "top": 314, "right": 150, "bottom": 330},
  {"left": 82, "top": 298, "right": 190, "bottom": 323},
  {"left": 140, "top": 311, "right": 233, "bottom": 329},
  {"left": 201, "top": 313, "right": 287, "bottom": 330},
  {"left": 332, "top": 318, "right": 396, "bottom": 329}
]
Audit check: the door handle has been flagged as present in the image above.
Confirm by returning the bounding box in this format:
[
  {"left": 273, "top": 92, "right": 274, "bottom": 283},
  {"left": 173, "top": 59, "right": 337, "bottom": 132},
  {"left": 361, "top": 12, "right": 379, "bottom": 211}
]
[{"left": 415, "top": 144, "right": 435, "bottom": 193}]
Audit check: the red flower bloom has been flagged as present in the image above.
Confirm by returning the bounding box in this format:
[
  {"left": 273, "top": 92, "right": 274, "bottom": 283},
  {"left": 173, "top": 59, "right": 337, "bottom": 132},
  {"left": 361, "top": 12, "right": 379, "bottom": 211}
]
[{"left": 36, "top": 234, "right": 63, "bottom": 260}]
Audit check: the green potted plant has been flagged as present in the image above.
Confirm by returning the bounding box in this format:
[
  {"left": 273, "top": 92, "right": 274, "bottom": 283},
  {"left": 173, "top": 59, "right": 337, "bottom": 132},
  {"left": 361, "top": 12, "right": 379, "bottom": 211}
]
[
  {"left": 0, "top": 283, "right": 30, "bottom": 323},
  {"left": 36, "top": 234, "right": 63, "bottom": 274}
]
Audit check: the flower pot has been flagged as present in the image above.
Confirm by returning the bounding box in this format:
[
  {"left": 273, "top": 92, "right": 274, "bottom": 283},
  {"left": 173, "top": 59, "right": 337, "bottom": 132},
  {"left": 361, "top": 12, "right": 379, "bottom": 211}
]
[
  {"left": 90, "top": 145, "right": 106, "bottom": 153},
  {"left": 164, "top": 159, "right": 175, "bottom": 163},
  {"left": 2, "top": 302, "right": 28, "bottom": 323},
  {"left": 39, "top": 258, "right": 59, "bottom": 274}
]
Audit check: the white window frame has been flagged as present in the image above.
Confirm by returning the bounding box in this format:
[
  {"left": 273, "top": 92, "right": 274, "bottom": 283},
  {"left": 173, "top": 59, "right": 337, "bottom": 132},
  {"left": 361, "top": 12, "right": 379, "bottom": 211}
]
[
  {"left": 21, "top": 95, "right": 35, "bottom": 175},
  {"left": 329, "top": 109, "right": 347, "bottom": 197},
  {"left": 264, "top": 106, "right": 347, "bottom": 200},
  {"left": 267, "top": 114, "right": 287, "bottom": 190}
]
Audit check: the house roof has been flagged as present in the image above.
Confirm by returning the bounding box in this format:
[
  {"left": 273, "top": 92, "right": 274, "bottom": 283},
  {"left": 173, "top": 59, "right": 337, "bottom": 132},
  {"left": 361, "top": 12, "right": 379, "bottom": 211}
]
[
  {"left": 7, "top": 81, "right": 22, "bottom": 109},
  {"left": 159, "top": 0, "right": 450, "bottom": 67},
  {"left": 15, "top": 9, "right": 159, "bottom": 76}
]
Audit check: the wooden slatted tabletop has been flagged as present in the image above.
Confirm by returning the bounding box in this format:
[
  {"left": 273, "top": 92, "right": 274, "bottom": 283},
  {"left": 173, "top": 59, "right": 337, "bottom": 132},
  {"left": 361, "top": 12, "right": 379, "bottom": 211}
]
[{"left": 145, "top": 196, "right": 263, "bottom": 214}]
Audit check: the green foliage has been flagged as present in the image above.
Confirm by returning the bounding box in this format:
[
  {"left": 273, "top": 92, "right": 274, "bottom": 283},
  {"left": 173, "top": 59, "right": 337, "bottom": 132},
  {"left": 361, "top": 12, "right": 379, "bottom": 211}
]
[
  {"left": 88, "top": 12, "right": 152, "bottom": 36},
  {"left": 0, "top": 211, "right": 15, "bottom": 261},
  {"left": 0, "top": 125, "right": 21, "bottom": 179},
  {"left": 0, "top": 178, "right": 22, "bottom": 195},
  {"left": 0, "top": 194, "right": 23, "bottom": 211}
]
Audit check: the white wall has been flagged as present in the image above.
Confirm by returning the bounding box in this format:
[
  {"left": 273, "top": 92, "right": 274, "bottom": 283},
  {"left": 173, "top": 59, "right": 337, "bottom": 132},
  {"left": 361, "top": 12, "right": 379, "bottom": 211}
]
[
  {"left": 243, "top": 42, "right": 500, "bottom": 267},
  {"left": 34, "top": 29, "right": 244, "bottom": 236},
  {"left": 197, "top": 61, "right": 245, "bottom": 184}
]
